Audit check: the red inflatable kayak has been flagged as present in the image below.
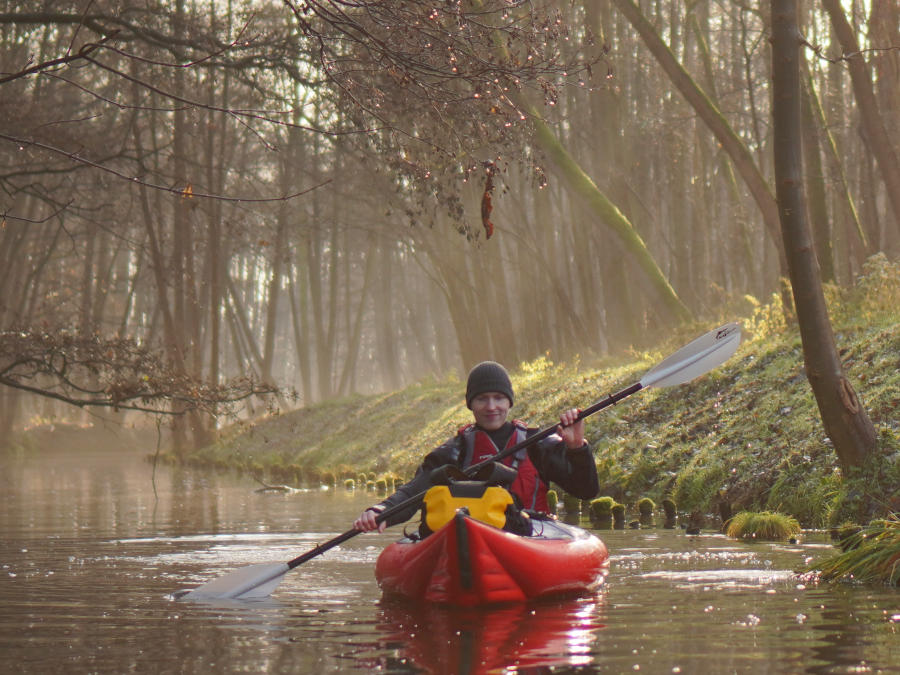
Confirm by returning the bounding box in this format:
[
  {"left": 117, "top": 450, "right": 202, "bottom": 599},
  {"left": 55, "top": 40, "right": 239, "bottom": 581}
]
[{"left": 375, "top": 511, "right": 609, "bottom": 606}]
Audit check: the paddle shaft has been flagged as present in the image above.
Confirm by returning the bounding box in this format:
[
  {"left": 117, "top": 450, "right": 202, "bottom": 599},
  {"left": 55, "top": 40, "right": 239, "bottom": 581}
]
[
  {"left": 471, "top": 381, "right": 643, "bottom": 473},
  {"left": 287, "top": 528, "right": 363, "bottom": 569},
  {"left": 286, "top": 380, "right": 644, "bottom": 570}
]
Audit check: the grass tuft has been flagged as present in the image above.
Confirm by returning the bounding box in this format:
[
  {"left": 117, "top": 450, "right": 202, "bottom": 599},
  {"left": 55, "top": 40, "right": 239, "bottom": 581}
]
[
  {"left": 725, "top": 510, "right": 801, "bottom": 541},
  {"left": 811, "top": 515, "right": 900, "bottom": 586}
]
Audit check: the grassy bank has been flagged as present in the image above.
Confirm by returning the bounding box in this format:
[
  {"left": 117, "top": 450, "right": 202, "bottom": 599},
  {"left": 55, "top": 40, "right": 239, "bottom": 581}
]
[{"left": 183, "top": 255, "right": 900, "bottom": 529}]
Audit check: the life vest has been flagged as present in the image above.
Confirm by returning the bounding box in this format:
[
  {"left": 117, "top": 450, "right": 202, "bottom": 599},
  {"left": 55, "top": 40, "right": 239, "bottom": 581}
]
[{"left": 457, "top": 421, "right": 550, "bottom": 512}]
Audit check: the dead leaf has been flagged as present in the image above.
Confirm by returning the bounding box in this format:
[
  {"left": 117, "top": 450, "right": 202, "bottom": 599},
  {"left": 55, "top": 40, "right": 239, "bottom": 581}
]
[{"left": 481, "top": 166, "right": 495, "bottom": 240}]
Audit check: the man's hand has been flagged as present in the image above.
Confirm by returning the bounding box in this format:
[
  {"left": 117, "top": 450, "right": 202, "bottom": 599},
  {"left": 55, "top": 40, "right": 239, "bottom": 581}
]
[
  {"left": 353, "top": 505, "right": 387, "bottom": 532},
  {"left": 558, "top": 408, "right": 586, "bottom": 450}
]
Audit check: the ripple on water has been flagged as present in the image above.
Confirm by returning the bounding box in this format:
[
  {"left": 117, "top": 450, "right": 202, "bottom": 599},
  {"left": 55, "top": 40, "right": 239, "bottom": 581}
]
[
  {"left": 108, "top": 531, "right": 383, "bottom": 569},
  {"left": 636, "top": 568, "right": 796, "bottom": 590}
]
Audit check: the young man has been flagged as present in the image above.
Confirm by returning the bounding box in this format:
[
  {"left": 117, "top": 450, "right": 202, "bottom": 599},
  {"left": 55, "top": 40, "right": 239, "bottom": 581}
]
[{"left": 353, "top": 361, "right": 599, "bottom": 533}]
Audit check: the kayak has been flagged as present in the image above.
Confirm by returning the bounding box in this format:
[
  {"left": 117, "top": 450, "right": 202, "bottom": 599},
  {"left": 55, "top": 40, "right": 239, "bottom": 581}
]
[{"left": 375, "top": 511, "right": 609, "bottom": 606}]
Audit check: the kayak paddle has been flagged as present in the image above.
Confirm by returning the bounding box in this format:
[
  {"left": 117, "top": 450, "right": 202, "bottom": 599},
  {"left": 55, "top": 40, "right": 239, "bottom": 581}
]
[{"left": 175, "top": 321, "right": 741, "bottom": 601}]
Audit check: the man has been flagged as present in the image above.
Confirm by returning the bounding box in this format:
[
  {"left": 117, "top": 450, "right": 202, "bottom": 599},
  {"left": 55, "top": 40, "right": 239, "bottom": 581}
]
[{"left": 353, "top": 361, "right": 599, "bottom": 533}]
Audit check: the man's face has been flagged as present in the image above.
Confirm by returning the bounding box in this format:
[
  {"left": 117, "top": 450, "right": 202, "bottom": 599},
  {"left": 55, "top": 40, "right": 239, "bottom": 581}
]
[{"left": 470, "top": 392, "right": 511, "bottom": 431}]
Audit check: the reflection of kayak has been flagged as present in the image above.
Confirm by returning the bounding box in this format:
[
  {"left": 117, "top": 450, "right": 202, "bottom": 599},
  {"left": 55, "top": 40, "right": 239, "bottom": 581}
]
[
  {"left": 375, "top": 511, "right": 609, "bottom": 606},
  {"left": 375, "top": 596, "right": 606, "bottom": 674}
]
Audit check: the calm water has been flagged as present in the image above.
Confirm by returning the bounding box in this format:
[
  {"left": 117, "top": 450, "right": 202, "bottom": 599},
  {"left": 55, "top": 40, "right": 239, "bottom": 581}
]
[{"left": 1, "top": 444, "right": 898, "bottom": 674}]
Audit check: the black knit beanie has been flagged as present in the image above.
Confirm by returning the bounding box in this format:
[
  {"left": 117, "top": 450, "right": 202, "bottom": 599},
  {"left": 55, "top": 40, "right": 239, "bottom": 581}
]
[{"left": 465, "top": 361, "right": 514, "bottom": 409}]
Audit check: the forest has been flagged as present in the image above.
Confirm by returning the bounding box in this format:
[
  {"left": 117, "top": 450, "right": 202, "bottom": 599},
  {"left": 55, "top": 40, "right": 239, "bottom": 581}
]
[{"left": 1, "top": 1, "right": 897, "bottom": 461}]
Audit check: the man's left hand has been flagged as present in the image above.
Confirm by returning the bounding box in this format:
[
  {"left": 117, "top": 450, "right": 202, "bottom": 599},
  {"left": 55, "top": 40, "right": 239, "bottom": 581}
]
[{"left": 558, "top": 408, "right": 585, "bottom": 450}]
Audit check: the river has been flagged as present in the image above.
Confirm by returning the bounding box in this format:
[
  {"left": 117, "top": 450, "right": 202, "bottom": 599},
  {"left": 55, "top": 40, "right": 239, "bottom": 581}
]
[{"left": 1, "top": 442, "right": 897, "bottom": 674}]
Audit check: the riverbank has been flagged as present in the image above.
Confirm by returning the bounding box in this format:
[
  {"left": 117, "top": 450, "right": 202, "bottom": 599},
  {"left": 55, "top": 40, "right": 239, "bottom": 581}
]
[
  {"left": 11, "top": 258, "right": 898, "bottom": 530},
  {"left": 178, "top": 257, "right": 900, "bottom": 529}
]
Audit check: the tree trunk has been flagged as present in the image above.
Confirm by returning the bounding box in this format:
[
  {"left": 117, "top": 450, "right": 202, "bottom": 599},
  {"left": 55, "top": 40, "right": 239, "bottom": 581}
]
[
  {"left": 226, "top": 275, "right": 266, "bottom": 375},
  {"left": 287, "top": 258, "right": 313, "bottom": 405},
  {"left": 799, "top": 66, "right": 835, "bottom": 283},
  {"left": 324, "top": 220, "right": 341, "bottom": 396},
  {"left": 261, "top": 214, "right": 287, "bottom": 385},
  {"left": 475, "top": 0, "right": 689, "bottom": 331},
  {"left": 481, "top": 236, "right": 520, "bottom": 365},
  {"left": 531, "top": 113, "right": 692, "bottom": 323},
  {"left": 821, "top": 0, "right": 900, "bottom": 235},
  {"left": 770, "top": 0, "right": 875, "bottom": 471},
  {"left": 0, "top": 217, "right": 30, "bottom": 326},
  {"left": 801, "top": 55, "right": 868, "bottom": 262},
  {"left": 337, "top": 234, "right": 377, "bottom": 395},
  {"left": 133, "top": 129, "right": 184, "bottom": 375},
  {"left": 417, "top": 229, "right": 484, "bottom": 367},
  {"left": 79, "top": 223, "right": 97, "bottom": 333},
  {"left": 168, "top": 0, "right": 192, "bottom": 452},
  {"left": 613, "top": 0, "right": 788, "bottom": 270}
]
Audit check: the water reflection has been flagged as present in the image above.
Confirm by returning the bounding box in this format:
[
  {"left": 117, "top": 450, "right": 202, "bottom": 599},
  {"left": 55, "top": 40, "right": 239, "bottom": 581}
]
[
  {"left": 804, "top": 587, "right": 896, "bottom": 675},
  {"left": 371, "top": 595, "right": 605, "bottom": 673}
]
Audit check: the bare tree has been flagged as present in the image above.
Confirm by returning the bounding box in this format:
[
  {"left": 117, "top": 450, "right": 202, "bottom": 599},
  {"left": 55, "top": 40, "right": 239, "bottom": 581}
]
[
  {"left": 820, "top": 0, "right": 900, "bottom": 233},
  {"left": 770, "top": 0, "right": 876, "bottom": 471},
  {"left": 0, "top": 1, "right": 593, "bottom": 435}
]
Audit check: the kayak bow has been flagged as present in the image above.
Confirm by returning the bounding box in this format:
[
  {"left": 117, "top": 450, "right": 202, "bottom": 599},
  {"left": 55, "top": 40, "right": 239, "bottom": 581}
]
[{"left": 375, "top": 512, "right": 609, "bottom": 606}]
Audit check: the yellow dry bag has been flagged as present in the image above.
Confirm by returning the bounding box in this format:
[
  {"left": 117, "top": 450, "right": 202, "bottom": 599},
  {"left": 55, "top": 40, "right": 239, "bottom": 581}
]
[{"left": 422, "top": 482, "right": 514, "bottom": 532}]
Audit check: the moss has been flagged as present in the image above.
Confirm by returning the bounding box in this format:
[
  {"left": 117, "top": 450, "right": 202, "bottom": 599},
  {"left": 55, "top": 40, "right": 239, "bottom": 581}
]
[
  {"left": 546, "top": 489, "right": 558, "bottom": 514},
  {"left": 662, "top": 498, "right": 676, "bottom": 516},
  {"left": 662, "top": 498, "right": 677, "bottom": 528},
  {"left": 637, "top": 497, "right": 655, "bottom": 515},
  {"left": 589, "top": 496, "right": 616, "bottom": 518},
  {"left": 637, "top": 497, "right": 655, "bottom": 525}
]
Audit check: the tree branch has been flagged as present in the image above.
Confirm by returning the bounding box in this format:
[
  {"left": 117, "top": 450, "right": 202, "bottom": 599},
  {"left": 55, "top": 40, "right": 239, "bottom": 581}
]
[
  {"left": 0, "top": 329, "right": 285, "bottom": 417},
  {"left": 0, "top": 132, "right": 332, "bottom": 203},
  {"left": 0, "top": 33, "right": 117, "bottom": 85}
]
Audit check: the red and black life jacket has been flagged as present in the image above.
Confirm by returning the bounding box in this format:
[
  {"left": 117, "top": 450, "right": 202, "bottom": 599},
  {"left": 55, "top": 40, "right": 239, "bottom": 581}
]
[{"left": 457, "top": 421, "right": 550, "bottom": 512}]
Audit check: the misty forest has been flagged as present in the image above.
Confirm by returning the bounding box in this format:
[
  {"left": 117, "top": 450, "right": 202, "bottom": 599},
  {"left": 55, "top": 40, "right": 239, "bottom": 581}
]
[
  {"left": 6, "top": 5, "right": 900, "bottom": 670},
  {"left": 1, "top": 0, "right": 898, "bottom": 466}
]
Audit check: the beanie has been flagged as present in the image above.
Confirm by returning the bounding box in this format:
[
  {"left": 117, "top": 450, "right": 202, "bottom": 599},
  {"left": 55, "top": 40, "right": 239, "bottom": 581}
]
[{"left": 465, "top": 361, "right": 514, "bottom": 409}]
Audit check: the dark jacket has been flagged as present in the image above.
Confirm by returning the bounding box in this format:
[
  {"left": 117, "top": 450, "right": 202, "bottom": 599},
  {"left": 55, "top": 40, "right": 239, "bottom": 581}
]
[{"left": 374, "top": 425, "right": 599, "bottom": 527}]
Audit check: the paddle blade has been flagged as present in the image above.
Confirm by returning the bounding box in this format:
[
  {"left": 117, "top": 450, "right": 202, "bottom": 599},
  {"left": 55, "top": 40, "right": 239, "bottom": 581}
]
[
  {"left": 640, "top": 322, "right": 741, "bottom": 388},
  {"left": 176, "top": 562, "right": 290, "bottom": 601}
]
